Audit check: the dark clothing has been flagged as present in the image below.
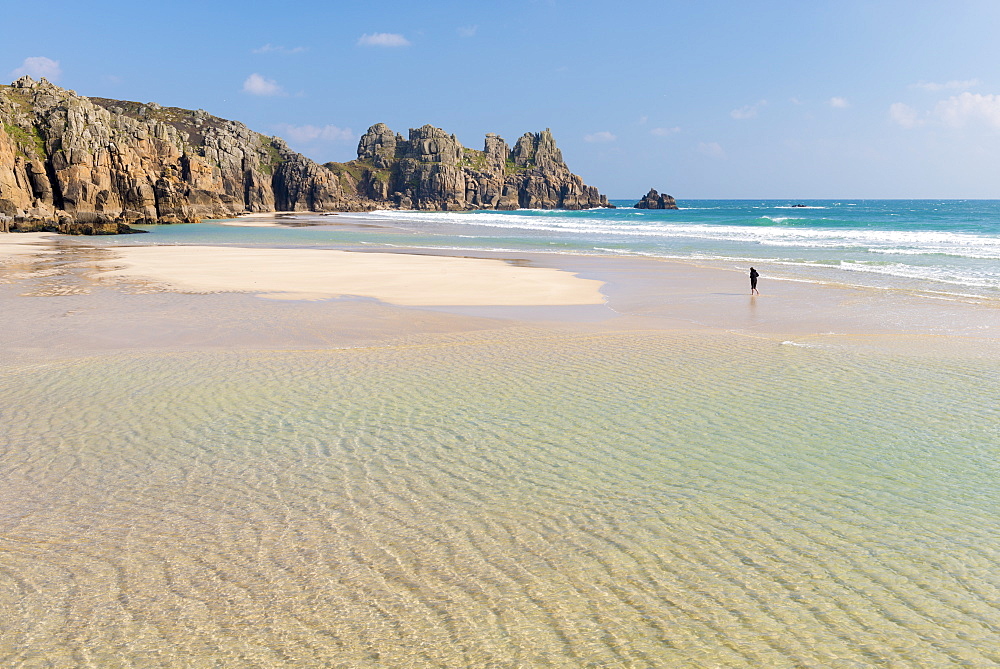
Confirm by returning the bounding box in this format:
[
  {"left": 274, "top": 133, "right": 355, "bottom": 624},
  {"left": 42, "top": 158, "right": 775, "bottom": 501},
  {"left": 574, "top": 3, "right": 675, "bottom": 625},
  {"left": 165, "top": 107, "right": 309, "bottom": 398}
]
[{"left": 750, "top": 268, "right": 759, "bottom": 290}]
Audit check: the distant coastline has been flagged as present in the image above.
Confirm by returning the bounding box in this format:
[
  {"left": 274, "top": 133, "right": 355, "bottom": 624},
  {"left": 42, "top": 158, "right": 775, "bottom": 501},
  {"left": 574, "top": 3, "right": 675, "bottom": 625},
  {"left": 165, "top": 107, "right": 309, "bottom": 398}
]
[{"left": 1, "top": 77, "right": 609, "bottom": 236}]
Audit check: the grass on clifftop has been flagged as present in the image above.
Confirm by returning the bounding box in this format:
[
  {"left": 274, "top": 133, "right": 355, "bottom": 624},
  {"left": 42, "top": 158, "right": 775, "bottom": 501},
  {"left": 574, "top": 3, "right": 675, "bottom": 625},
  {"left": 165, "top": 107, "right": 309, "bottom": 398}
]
[
  {"left": 0, "top": 86, "right": 35, "bottom": 114},
  {"left": 89, "top": 97, "right": 227, "bottom": 147},
  {"left": 460, "top": 148, "right": 532, "bottom": 175}
]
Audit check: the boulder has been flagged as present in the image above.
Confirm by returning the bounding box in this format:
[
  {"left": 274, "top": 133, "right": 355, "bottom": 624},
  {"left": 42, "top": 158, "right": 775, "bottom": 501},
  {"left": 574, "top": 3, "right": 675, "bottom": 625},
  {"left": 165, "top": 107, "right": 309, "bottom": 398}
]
[{"left": 634, "top": 188, "right": 678, "bottom": 209}]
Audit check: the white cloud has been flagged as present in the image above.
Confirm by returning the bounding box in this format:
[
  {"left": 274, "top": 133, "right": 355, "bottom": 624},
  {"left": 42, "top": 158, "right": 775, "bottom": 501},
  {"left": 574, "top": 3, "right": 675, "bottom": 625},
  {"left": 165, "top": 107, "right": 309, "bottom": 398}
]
[
  {"left": 698, "top": 142, "right": 725, "bottom": 158},
  {"left": 889, "top": 102, "right": 924, "bottom": 129},
  {"left": 888, "top": 93, "right": 1000, "bottom": 130},
  {"left": 828, "top": 97, "right": 850, "bottom": 108},
  {"left": 457, "top": 25, "right": 478, "bottom": 37},
  {"left": 274, "top": 123, "right": 355, "bottom": 143},
  {"left": 10, "top": 56, "right": 62, "bottom": 81},
  {"left": 934, "top": 92, "right": 1000, "bottom": 128},
  {"left": 253, "top": 43, "right": 306, "bottom": 54},
  {"left": 637, "top": 115, "right": 648, "bottom": 125},
  {"left": 651, "top": 126, "right": 680, "bottom": 137},
  {"left": 583, "top": 131, "right": 616, "bottom": 143},
  {"left": 730, "top": 100, "right": 766, "bottom": 120},
  {"left": 357, "top": 33, "right": 411, "bottom": 47},
  {"left": 242, "top": 73, "right": 284, "bottom": 96},
  {"left": 910, "top": 79, "right": 980, "bottom": 93}
]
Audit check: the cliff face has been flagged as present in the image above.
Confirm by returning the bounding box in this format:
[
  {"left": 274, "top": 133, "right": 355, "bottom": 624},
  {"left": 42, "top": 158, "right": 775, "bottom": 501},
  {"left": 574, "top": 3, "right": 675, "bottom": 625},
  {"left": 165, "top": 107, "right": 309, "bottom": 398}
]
[
  {"left": 330, "top": 124, "right": 611, "bottom": 211},
  {"left": 1, "top": 78, "right": 610, "bottom": 234},
  {"left": 0, "top": 77, "right": 360, "bottom": 233}
]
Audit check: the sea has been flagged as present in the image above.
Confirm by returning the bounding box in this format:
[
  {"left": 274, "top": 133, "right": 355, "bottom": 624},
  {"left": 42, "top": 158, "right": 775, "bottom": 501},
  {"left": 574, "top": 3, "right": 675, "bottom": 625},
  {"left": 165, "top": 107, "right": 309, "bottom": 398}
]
[
  {"left": 107, "top": 198, "right": 1000, "bottom": 305},
  {"left": 1, "top": 200, "right": 999, "bottom": 667}
]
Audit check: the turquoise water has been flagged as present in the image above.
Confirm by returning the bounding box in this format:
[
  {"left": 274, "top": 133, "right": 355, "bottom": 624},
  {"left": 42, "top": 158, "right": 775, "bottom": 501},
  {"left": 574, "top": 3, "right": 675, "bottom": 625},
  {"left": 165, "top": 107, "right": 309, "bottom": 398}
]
[
  {"left": 1, "top": 331, "right": 998, "bottom": 666},
  {"left": 107, "top": 200, "right": 1000, "bottom": 304}
]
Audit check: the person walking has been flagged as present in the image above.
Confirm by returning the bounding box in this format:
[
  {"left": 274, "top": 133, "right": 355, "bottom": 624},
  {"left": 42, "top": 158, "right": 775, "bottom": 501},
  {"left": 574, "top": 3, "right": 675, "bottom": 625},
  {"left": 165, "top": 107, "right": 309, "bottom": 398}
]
[{"left": 750, "top": 267, "right": 760, "bottom": 295}]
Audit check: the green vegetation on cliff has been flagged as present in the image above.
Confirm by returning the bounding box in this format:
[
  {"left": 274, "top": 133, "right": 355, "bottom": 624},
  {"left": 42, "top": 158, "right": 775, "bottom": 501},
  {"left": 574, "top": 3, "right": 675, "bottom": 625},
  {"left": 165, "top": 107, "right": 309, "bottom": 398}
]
[
  {"left": 260, "top": 138, "right": 283, "bottom": 176},
  {"left": 3, "top": 123, "right": 46, "bottom": 159},
  {"left": 461, "top": 148, "right": 488, "bottom": 171},
  {"left": 326, "top": 159, "right": 392, "bottom": 191}
]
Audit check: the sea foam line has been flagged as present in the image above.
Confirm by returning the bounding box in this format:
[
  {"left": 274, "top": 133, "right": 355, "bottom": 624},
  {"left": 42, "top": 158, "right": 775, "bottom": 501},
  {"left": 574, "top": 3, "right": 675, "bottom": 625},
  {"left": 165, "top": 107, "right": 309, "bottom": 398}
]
[{"left": 350, "top": 210, "right": 1000, "bottom": 255}]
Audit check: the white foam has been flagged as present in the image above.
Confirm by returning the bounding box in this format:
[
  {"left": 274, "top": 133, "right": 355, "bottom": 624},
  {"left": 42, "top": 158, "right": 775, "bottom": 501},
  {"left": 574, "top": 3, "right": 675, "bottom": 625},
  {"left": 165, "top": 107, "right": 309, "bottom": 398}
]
[
  {"left": 344, "top": 209, "right": 1000, "bottom": 293},
  {"left": 837, "top": 260, "right": 1000, "bottom": 289},
  {"left": 349, "top": 210, "right": 1000, "bottom": 258}
]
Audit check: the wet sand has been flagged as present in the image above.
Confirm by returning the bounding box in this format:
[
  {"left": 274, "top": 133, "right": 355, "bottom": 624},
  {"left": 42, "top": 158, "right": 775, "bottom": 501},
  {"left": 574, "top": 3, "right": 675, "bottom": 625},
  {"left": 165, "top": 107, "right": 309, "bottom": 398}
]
[{"left": 0, "top": 230, "right": 997, "bottom": 360}]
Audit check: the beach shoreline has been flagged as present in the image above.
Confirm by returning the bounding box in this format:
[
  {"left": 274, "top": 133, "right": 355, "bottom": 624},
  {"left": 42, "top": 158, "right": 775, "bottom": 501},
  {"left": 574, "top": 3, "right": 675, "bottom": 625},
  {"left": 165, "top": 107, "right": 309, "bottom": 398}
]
[{"left": 0, "top": 224, "right": 996, "bottom": 362}]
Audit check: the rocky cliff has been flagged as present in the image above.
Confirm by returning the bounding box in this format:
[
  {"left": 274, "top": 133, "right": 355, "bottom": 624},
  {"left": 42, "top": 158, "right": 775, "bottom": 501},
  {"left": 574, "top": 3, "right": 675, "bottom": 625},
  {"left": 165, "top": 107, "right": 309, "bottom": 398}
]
[
  {"left": 1, "top": 77, "right": 610, "bottom": 234},
  {"left": 0, "top": 77, "right": 363, "bottom": 233},
  {"left": 329, "top": 124, "right": 611, "bottom": 211}
]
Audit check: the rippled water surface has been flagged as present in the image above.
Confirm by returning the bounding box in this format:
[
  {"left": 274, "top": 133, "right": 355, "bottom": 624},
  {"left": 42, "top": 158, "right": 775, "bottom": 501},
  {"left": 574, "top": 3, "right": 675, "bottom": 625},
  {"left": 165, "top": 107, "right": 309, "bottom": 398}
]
[{"left": 2, "top": 330, "right": 999, "bottom": 667}]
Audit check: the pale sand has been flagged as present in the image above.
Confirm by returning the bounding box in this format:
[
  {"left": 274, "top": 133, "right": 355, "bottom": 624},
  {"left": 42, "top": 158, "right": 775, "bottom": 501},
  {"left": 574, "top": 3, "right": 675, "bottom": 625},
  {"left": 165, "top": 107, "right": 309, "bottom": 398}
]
[
  {"left": 0, "top": 232, "right": 56, "bottom": 256},
  {"left": 215, "top": 212, "right": 321, "bottom": 227},
  {"left": 235, "top": 211, "right": 306, "bottom": 218},
  {"left": 214, "top": 219, "right": 283, "bottom": 228},
  {"left": 1, "top": 231, "right": 995, "bottom": 361},
  {"left": 97, "top": 245, "right": 606, "bottom": 306}
]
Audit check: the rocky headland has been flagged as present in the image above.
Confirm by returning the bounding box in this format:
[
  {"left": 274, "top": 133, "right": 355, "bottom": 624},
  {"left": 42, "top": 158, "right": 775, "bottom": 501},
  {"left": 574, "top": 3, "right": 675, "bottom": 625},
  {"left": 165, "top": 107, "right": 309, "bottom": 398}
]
[
  {"left": 331, "top": 123, "right": 610, "bottom": 212},
  {"left": 0, "top": 77, "right": 610, "bottom": 234},
  {"left": 634, "top": 188, "right": 678, "bottom": 210}
]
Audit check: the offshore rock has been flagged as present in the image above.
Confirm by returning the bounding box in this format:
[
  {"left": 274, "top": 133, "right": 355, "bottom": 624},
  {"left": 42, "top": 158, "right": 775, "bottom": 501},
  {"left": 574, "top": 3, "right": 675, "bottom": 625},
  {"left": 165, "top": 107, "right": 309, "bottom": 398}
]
[{"left": 634, "top": 188, "right": 678, "bottom": 209}]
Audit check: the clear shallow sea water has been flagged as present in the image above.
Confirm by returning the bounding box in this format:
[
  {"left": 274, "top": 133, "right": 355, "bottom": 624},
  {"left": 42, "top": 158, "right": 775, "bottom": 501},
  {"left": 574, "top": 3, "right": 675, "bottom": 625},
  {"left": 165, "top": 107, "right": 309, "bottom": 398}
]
[
  {"left": 3, "top": 202, "right": 1000, "bottom": 666},
  {"left": 114, "top": 199, "right": 1000, "bottom": 305},
  {"left": 1, "top": 330, "right": 999, "bottom": 667}
]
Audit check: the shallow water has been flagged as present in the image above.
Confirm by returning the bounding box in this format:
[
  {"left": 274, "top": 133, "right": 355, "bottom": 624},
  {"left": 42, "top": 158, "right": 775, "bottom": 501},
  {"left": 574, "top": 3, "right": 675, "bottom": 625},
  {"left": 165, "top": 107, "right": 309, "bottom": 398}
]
[{"left": 2, "top": 329, "right": 998, "bottom": 667}]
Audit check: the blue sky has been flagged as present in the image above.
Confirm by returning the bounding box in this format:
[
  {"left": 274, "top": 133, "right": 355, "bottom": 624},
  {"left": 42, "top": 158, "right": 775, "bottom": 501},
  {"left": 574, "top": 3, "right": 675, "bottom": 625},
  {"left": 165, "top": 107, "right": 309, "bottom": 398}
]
[{"left": 5, "top": 0, "right": 1000, "bottom": 199}]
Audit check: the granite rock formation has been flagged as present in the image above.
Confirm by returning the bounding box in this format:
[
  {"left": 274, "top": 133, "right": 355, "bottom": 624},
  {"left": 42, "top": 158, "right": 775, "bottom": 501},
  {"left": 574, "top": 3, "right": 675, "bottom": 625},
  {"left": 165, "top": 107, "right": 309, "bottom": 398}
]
[
  {"left": 0, "top": 77, "right": 362, "bottom": 233},
  {"left": 1, "top": 78, "right": 610, "bottom": 234},
  {"left": 328, "top": 124, "right": 611, "bottom": 211},
  {"left": 634, "top": 188, "right": 678, "bottom": 209}
]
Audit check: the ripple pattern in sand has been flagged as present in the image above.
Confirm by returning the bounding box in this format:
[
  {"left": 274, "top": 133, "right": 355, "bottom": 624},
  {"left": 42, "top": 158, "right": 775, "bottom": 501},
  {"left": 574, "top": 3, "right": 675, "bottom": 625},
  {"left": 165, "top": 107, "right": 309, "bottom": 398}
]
[{"left": 1, "top": 331, "right": 998, "bottom": 667}]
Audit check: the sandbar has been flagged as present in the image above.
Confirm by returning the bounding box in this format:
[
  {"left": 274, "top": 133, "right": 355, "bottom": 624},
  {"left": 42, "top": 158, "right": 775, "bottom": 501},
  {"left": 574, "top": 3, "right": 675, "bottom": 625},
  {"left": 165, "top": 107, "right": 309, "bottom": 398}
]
[
  {"left": 97, "top": 245, "right": 606, "bottom": 306},
  {"left": 214, "top": 219, "right": 284, "bottom": 228},
  {"left": 214, "top": 211, "right": 327, "bottom": 227}
]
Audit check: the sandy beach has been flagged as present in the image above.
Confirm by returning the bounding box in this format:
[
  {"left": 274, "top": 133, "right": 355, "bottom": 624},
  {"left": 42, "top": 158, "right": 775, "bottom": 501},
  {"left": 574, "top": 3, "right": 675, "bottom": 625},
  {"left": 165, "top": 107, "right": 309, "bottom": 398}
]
[
  {"left": 0, "top": 226, "right": 996, "bottom": 357},
  {"left": 0, "top": 231, "right": 58, "bottom": 256},
  {"left": 96, "top": 245, "right": 606, "bottom": 306}
]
